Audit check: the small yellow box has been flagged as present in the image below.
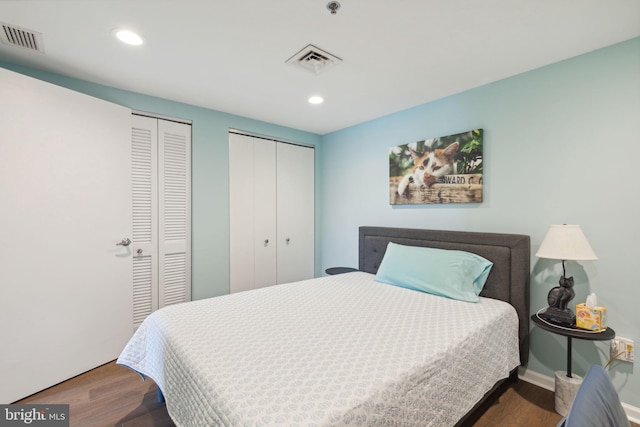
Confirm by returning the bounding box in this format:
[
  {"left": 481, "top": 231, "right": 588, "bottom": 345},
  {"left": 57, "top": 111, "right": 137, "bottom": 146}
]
[{"left": 576, "top": 303, "right": 607, "bottom": 331}]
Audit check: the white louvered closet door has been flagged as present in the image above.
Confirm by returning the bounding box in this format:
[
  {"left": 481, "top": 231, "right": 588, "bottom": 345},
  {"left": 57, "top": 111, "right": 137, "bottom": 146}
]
[
  {"left": 131, "top": 115, "right": 191, "bottom": 328},
  {"left": 132, "top": 116, "right": 158, "bottom": 326},
  {"left": 158, "top": 119, "right": 191, "bottom": 308}
]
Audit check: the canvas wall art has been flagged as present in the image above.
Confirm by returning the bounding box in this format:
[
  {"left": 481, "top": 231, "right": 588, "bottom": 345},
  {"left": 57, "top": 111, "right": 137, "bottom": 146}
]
[{"left": 389, "top": 129, "right": 483, "bottom": 205}]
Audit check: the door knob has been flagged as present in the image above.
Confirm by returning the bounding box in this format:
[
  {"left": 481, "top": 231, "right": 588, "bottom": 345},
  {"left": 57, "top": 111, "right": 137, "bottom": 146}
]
[{"left": 116, "top": 238, "right": 132, "bottom": 247}]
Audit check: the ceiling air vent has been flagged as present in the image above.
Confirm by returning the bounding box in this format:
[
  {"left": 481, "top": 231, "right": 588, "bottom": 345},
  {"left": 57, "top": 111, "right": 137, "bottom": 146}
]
[
  {"left": 0, "top": 23, "right": 45, "bottom": 53},
  {"left": 286, "top": 44, "right": 341, "bottom": 75}
]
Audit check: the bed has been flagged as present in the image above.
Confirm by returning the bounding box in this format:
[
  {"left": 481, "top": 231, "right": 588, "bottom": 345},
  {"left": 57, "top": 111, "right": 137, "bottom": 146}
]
[{"left": 118, "top": 226, "right": 530, "bottom": 426}]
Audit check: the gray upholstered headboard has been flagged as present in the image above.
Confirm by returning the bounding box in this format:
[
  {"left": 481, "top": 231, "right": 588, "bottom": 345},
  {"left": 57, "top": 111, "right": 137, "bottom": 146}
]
[{"left": 359, "top": 226, "right": 530, "bottom": 365}]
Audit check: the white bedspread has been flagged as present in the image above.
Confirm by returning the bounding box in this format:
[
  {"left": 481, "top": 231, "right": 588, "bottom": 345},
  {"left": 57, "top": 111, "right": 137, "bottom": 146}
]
[{"left": 117, "top": 272, "right": 519, "bottom": 426}]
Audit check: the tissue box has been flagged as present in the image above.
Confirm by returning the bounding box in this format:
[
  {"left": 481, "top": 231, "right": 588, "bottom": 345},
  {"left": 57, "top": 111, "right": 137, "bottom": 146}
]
[{"left": 576, "top": 303, "right": 607, "bottom": 331}]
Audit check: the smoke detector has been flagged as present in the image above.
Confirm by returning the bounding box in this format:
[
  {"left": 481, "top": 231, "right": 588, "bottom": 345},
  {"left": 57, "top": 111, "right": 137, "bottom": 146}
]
[
  {"left": 0, "top": 23, "right": 45, "bottom": 53},
  {"left": 286, "top": 44, "right": 342, "bottom": 75}
]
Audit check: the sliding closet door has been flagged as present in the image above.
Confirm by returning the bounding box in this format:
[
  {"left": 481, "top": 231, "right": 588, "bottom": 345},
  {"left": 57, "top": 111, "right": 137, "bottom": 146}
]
[
  {"left": 229, "top": 133, "right": 277, "bottom": 293},
  {"left": 229, "top": 132, "right": 314, "bottom": 293},
  {"left": 276, "top": 143, "right": 315, "bottom": 284},
  {"left": 252, "top": 139, "right": 277, "bottom": 289},
  {"left": 229, "top": 133, "right": 256, "bottom": 293},
  {"left": 0, "top": 67, "right": 133, "bottom": 403},
  {"left": 131, "top": 115, "right": 191, "bottom": 329}
]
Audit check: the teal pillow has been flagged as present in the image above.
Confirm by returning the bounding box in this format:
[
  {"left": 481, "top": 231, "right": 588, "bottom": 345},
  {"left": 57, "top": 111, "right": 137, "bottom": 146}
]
[{"left": 374, "top": 243, "right": 493, "bottom": 302}]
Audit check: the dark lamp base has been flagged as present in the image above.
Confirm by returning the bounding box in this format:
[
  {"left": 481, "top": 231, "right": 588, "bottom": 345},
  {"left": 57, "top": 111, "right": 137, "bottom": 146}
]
[{"left": 539, "top": 307, "right": 576, "bottom": 327}]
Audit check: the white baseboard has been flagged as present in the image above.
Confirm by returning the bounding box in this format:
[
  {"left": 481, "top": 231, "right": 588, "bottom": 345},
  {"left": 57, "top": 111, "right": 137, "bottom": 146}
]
[
  {"left": 622, "top": 403, "right": 640, "bottom": 425},
  {"left": 518, "top": 367, "right": 555, "bottom": 391},
  {"left": 518, "top": 368, "right": 640, "bottom": 424}
]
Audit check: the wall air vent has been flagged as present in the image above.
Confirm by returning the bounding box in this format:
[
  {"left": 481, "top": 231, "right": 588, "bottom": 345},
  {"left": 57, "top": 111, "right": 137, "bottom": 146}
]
[
  {"left": 0, "top": 23, "right": 45, "bottom": 53},
  {"left": 286, "top": 44, "right": 341, "bottom": 75}
]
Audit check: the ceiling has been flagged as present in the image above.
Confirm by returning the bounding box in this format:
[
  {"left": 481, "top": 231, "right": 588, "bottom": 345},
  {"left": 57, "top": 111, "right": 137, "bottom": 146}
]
[{"left": 1, "top": 1, "right": 639, "bottom": 135}]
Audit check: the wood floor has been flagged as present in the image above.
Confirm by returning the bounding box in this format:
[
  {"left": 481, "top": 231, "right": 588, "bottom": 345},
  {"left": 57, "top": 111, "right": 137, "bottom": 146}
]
[{"left": 16, "top": 361, "right": 637, "bottom": 427}]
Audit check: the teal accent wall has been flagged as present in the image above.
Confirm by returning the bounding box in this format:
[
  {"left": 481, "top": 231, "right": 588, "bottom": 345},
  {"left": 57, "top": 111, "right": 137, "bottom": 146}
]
[
  {"left": 3, "top": 36, "right": 639, "bottom": 408},
  {"left": 0, "top": 62, "right": 321, "bottom": 301},
  {"left": 318, "top": 37, "right": 640, "bottom": 407}
]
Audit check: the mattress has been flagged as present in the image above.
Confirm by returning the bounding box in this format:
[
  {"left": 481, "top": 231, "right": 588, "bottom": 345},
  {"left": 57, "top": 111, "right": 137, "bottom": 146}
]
[{"left": 117, "top": 272, "right": 519, "bottom": 426}]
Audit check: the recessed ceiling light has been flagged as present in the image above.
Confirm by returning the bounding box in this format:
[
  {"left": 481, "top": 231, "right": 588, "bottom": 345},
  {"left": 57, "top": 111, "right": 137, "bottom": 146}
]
[
  {"left": 114, "top": 29, "right": 143, "bottom": 46},
  {"left": 308, "top": 96, "right": 324, "bottom": 105}
]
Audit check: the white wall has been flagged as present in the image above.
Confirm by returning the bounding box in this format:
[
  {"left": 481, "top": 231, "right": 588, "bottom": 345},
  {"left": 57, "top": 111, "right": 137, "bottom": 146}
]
[{"left": 318, "top": 38, "right": 640, "bottom": 408}]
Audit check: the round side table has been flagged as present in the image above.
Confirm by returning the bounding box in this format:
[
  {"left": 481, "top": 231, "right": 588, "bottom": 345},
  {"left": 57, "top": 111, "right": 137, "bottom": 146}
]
[{"left": 530, "top": 313, "right": 615, "bottom": 416}]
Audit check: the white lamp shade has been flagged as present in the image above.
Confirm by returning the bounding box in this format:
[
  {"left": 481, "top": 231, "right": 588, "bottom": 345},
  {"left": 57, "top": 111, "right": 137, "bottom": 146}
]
[{"left": 536, "top": 224, "right": 598, "bottom": 261}]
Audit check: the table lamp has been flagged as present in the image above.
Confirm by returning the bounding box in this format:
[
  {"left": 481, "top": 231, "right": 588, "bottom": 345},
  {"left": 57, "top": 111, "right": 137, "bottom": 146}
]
[{"left": 536, "top": 224, "right": 598, "bottom": 326}]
